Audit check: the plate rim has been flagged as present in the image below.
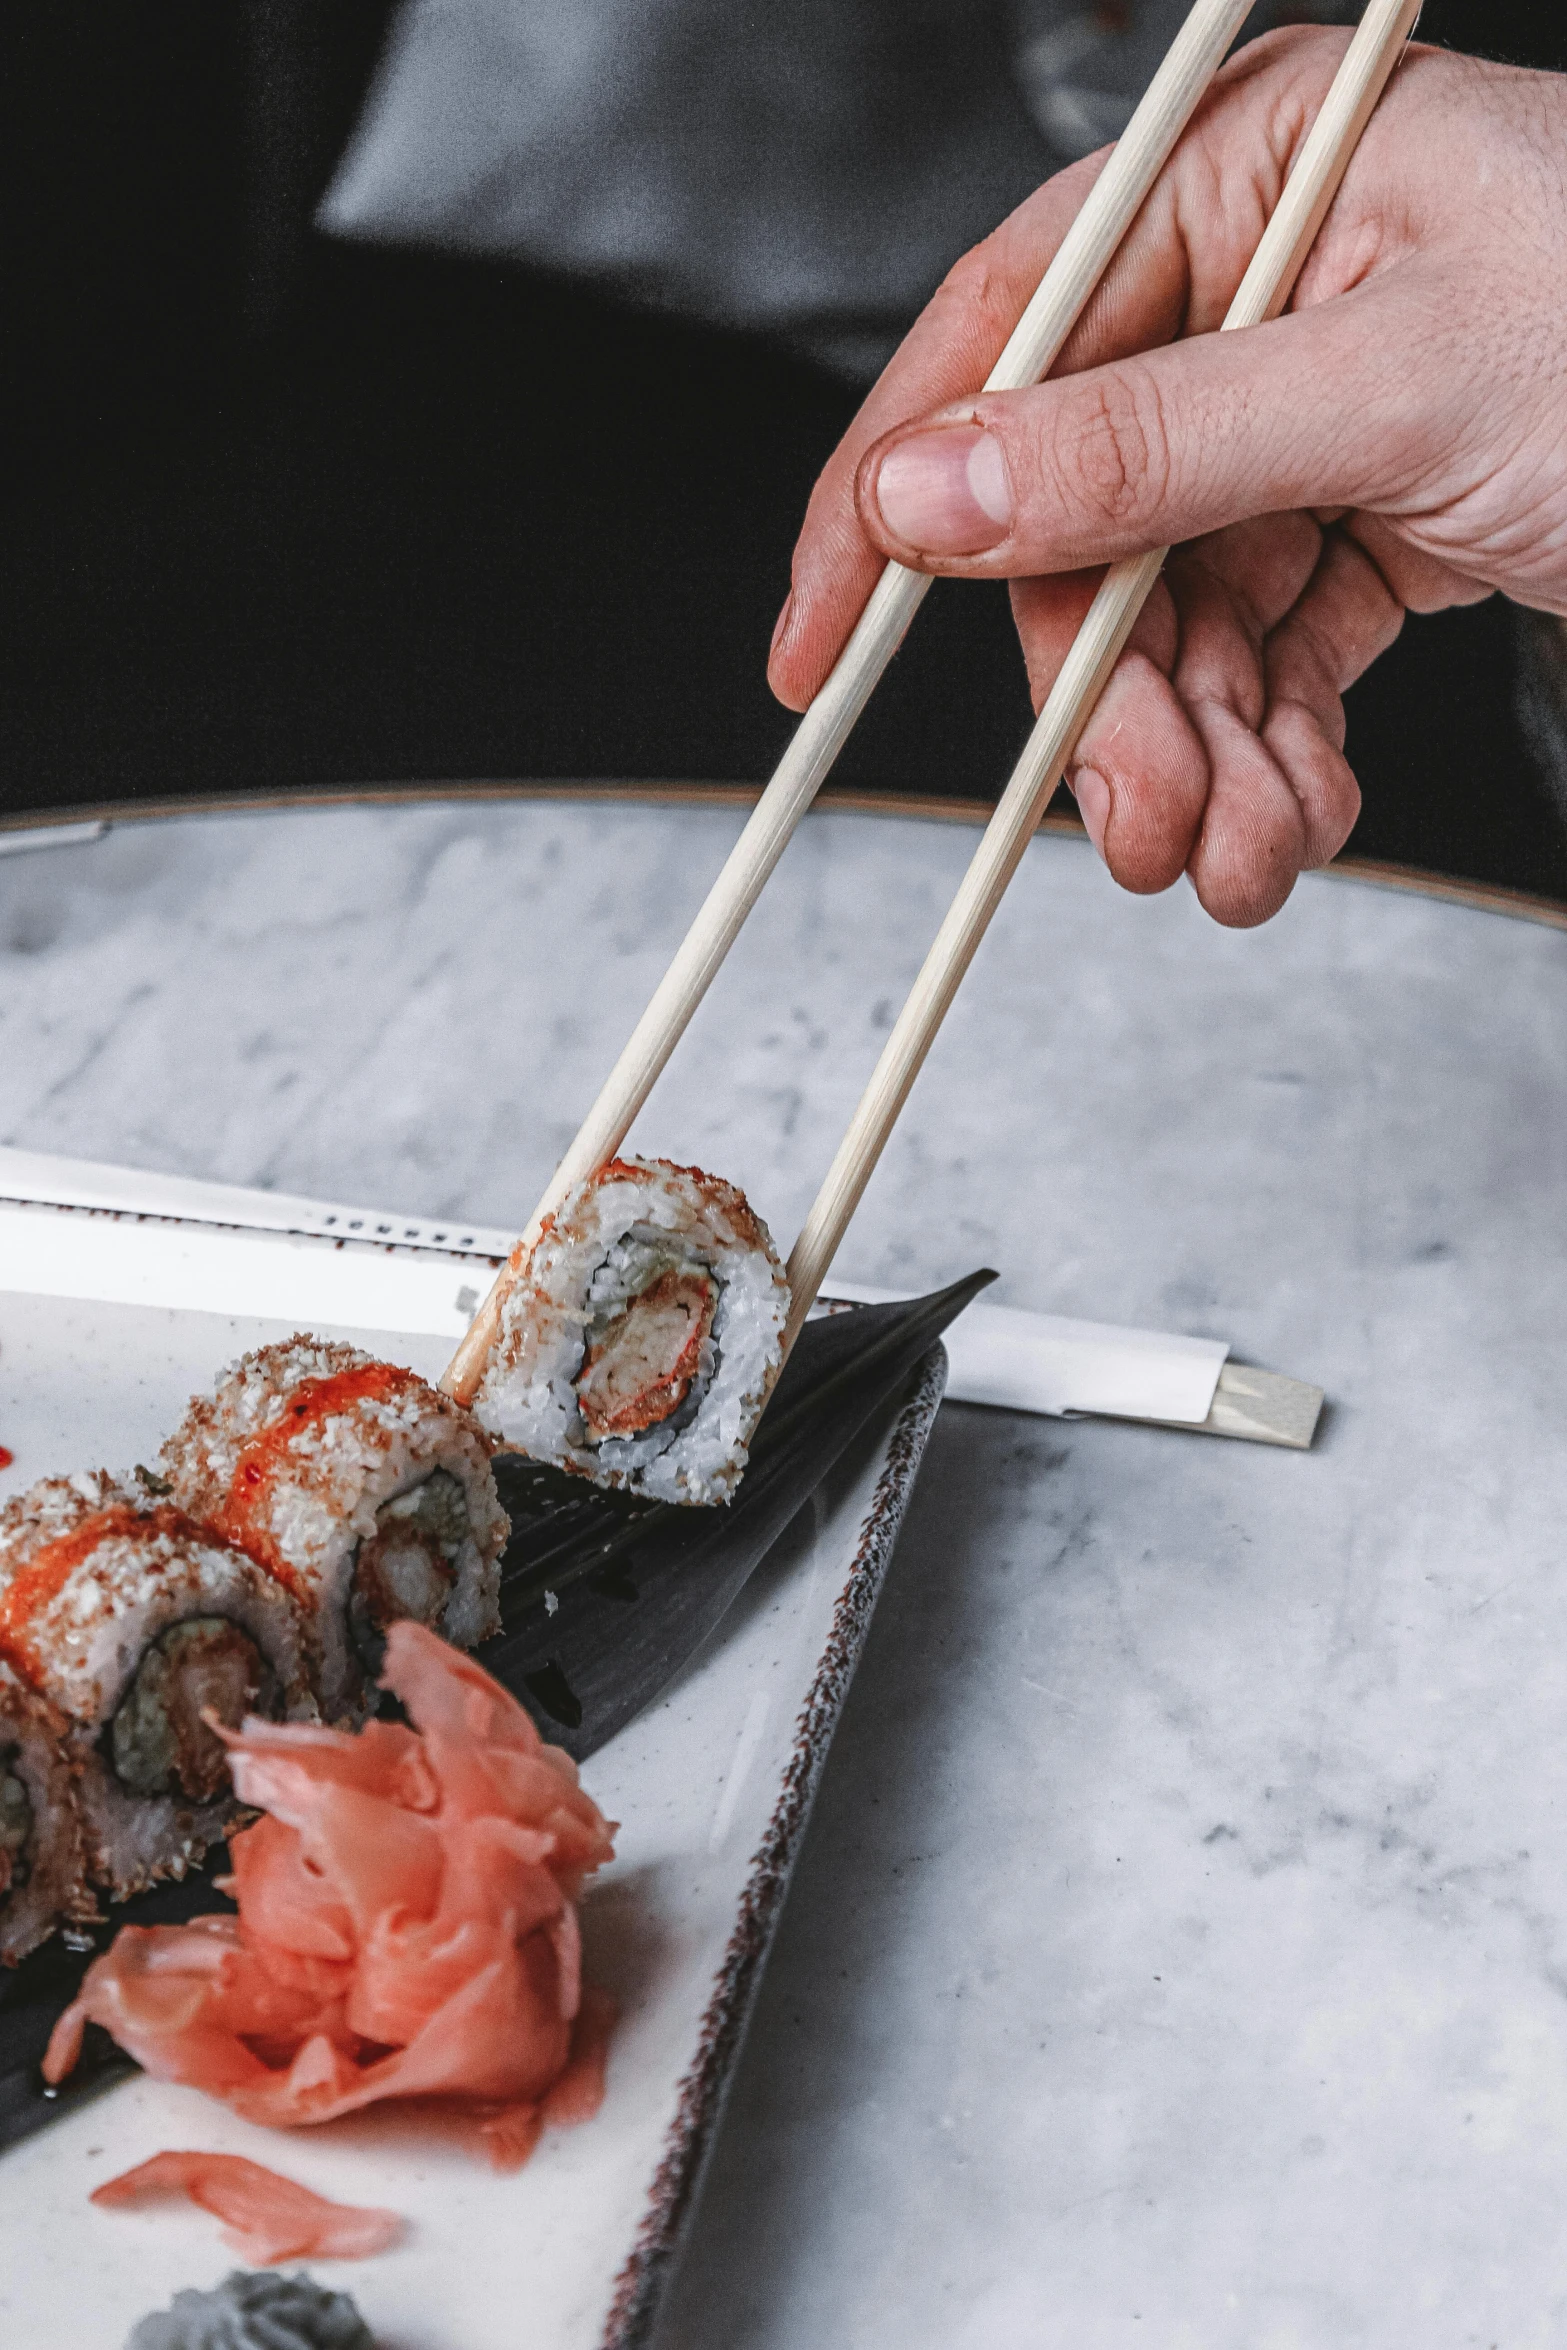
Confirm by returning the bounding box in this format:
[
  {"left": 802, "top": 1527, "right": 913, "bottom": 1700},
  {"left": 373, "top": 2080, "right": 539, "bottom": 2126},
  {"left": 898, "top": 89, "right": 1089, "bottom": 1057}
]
[
  {"left": 600, "top": 1343, "right": 950, "bottom": 2350},
  {"left": 1, "top": 783, "right": 1562, "bottom": 934}
]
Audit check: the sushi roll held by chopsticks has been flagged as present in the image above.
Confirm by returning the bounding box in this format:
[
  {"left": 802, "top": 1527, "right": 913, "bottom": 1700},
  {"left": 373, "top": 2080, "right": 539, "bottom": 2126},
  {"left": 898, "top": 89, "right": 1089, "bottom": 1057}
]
[
  {"left": 162, "top": 1338, "right": 508, "bottom": 1721},
  {"left": 0, "top": 1473, "right": 315, "bottom": 1901},
  {"left": 0, "top": 1660, "right": 95, "bottom": 1965},
  {"left": 470, "top": 1157, "right": 789, "bottom": 1504}
]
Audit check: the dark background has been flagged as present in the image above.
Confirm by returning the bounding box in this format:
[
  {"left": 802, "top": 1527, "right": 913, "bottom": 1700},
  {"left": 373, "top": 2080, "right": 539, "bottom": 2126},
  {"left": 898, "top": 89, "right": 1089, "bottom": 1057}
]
[{"left": 3, "top": 3, "right": 1566, "bottom": 892}]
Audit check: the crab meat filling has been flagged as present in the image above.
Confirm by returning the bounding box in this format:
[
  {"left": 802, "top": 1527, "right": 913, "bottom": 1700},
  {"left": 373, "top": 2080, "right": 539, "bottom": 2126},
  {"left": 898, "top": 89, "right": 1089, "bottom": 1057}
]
[
  {"left": 0, "top": 1754, "right": 31, "bottom": 1898},
  {"left": 348, "top": 1470, "right": 469, "bottom": 1671},
  {"left": 111, "top": 1617, "right": 276, "bottom": 1804},
  {"left": 576, "top": 1267, "right": 718, "bottom": 1440}
]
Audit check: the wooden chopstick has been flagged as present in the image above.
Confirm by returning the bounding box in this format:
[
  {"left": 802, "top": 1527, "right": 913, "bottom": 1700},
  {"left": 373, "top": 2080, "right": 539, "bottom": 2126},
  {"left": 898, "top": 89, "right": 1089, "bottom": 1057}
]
[
  {"left": 782, "top": 0, "right": 1423, "bottom": 1349},
  {"left": 442, "top": 0, "right": 1260, "bottom": 1404}
]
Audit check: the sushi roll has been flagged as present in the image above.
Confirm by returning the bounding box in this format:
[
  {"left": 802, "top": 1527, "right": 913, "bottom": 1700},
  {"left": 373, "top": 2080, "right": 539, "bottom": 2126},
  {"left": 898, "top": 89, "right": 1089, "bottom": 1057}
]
[
  {"left": 0, "top": 1473, "right": 314, "bottom": 1900},
  {"left": 0, "top": 1660, "right": 95, "bottom": 1965},
  {"left": 162, "top": 1338, "right": 508, "bottom": 1722},
  {"left": 472, "top": 1156, "right": 789, "bottom": 1504}
]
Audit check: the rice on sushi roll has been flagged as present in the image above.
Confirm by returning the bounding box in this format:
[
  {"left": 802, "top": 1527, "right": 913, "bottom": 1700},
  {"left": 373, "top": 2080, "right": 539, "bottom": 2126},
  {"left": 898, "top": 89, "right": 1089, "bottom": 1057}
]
[
  {"left": 0, "top": 1659, "right": 95, "bottom": 1965},
  {"left": 162, "top": 1338, "right": 508, "bottom": 1722},
  {"left": 0, "top": 1473, "right": 315, "bottom": 1900},
  {"left": 473, "top": 1157, "right": 789, "bottom": 1505}
]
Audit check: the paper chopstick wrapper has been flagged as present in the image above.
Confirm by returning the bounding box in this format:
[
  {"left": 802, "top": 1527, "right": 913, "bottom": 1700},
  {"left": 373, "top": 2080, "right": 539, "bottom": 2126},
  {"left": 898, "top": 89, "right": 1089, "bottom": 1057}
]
[
  {"left": 0, "top": 1149, "right": 1320, "bottom": 1447},
  {"left": 819, "top": 1282, "right": 1223, "bottom": 1420},
  {"left": 820, "top": 1281, "right": 1320, "bottom": 1450}
]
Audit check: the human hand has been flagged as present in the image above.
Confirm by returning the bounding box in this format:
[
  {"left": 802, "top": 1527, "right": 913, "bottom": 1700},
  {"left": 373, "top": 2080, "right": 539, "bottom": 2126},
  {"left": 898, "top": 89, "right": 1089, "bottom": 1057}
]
[{"left": 768, "top": 30, "right": 1567, "bottom": 925}]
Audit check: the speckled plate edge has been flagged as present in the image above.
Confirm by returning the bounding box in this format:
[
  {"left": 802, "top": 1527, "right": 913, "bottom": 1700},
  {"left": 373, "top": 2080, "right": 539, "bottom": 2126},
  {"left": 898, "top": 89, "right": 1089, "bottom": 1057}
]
[{"left": 601, "top": 1343, "right": 950, "bottom": 2350}]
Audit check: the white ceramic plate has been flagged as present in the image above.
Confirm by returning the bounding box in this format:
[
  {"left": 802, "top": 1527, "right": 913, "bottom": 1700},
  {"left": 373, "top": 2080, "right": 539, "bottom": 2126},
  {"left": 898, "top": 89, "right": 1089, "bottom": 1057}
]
[{"left": 0, "top": 1242, "right": 945, "bottom": 2350}]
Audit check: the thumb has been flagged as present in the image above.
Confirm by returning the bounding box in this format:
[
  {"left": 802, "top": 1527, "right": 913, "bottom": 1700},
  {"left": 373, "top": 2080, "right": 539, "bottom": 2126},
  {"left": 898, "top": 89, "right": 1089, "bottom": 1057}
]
[{"left": 853, "top": 273, "right": 1441, "bottom": 576}]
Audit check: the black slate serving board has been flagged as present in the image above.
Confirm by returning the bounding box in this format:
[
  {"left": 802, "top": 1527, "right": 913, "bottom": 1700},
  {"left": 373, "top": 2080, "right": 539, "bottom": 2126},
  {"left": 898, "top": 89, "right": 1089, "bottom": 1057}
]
[{"left": 0, "top": 1274, "right": 993, "bottom": 2151}]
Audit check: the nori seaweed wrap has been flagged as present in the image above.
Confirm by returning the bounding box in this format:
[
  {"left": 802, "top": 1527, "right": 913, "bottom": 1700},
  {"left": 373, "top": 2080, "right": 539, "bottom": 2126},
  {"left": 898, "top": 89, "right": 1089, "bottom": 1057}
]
[
  {"left": 0, "top": 1656, "right": 95, "bottom": 1964},
  {"left": 162, "top": 1337, "right": 507, "bottom": 1720},
  {"left": 0, "top": 1472, "right": 314, "bottom": 1899}
]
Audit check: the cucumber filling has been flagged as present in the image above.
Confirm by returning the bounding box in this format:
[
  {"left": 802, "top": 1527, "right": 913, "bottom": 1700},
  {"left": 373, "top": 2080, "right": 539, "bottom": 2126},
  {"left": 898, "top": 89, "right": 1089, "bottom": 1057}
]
[
  {"left": 348, "top": 1469, "right": 469, "bottom": 1673},
  {"left": 0, "top": 1755, "right": 31, "bottom": 1898},
  {"left": 111, "top": 1616, "right": 276, "bottom": 1803}
]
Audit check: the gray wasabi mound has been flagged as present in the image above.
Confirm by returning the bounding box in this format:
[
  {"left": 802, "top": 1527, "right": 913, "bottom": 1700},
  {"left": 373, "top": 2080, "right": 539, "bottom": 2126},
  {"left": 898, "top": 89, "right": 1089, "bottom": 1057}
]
[{"left": 125, "top": 2269, "right": 373, "bottom": 2350}]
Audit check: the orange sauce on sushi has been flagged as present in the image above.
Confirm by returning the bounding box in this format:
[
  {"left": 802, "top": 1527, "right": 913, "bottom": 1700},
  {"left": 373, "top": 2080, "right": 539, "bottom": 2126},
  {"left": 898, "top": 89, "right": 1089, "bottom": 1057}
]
[
  {"left": 214, "top": 1362, "right": 423, "bottom": 1597},
  {"left": 0, "top": 1503, "right": 192, "bottom": 1680}
]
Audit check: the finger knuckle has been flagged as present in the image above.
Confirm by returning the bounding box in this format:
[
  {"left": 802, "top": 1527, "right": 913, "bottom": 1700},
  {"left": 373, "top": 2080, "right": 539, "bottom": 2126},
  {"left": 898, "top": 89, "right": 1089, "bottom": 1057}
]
[
  {"left": 1051, "top": 364, "right": 1174, "bottom": 536},
  {"left": 932, "top": 241, "right": 1013, "bottom": 340},
  {"left": 1285, "top": 722, "right": 1361, "bottom": 864}
]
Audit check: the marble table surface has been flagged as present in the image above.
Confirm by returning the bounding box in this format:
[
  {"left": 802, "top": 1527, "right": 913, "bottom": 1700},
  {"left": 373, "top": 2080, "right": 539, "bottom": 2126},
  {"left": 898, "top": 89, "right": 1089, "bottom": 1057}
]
[{"left": 4, "top": 789, "right": 1567, "bottom": 2348}]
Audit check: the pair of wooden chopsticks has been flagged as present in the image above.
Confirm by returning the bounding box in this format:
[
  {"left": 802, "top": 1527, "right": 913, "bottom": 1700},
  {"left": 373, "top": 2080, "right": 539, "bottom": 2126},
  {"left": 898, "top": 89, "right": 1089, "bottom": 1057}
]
[{"left": 444, "top": 0, "right": 1421, "bottom": 1401}]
